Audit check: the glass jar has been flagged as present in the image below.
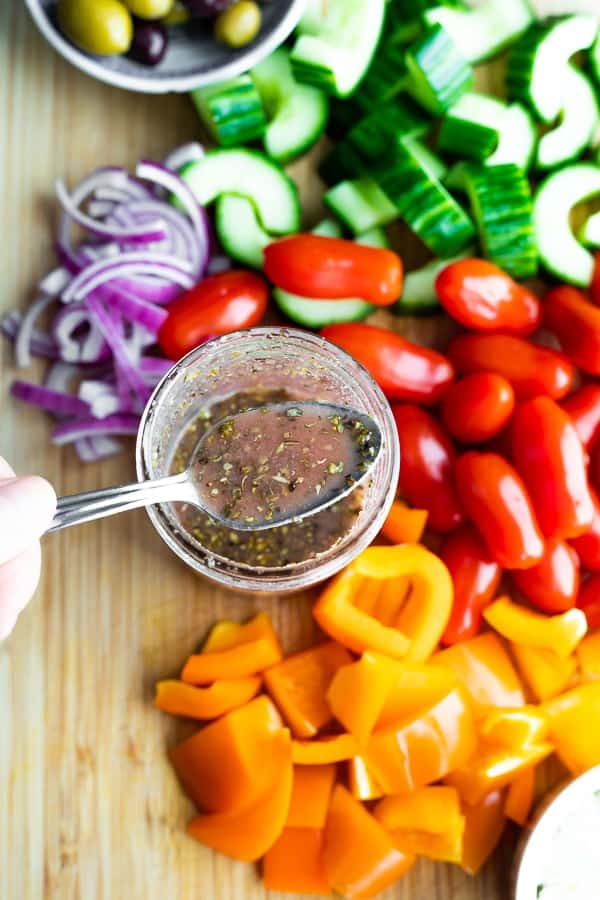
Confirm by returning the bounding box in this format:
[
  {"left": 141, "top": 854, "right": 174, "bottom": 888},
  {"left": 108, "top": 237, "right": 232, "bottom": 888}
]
[{"left": 136, "top": 327, "right": 399, "bottom": 593}]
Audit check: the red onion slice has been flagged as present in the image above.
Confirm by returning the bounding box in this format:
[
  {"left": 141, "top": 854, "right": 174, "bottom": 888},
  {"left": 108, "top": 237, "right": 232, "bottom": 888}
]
[
  {"left": 163, "top": 142, "right": 204, "bottom": 173},
  {"left": 52, "top": 414, "right": 140, "bottom": 446},
  {"left": 61, "top": 253, "right": 195, "bottom": 304},
  {"left": 15, "top": 293, "right": 57, "bottom": 368},
  {"left": 55, "top": 180, "right": 167, "bottom": 245},
  {"left": 11, "top": 380, "right": 90, "bottom": 418}
]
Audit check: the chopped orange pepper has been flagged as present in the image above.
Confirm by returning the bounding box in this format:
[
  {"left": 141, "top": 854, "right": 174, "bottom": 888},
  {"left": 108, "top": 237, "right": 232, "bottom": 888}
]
[
  {"left": 286, "top": 764, "right": 336, "bottom": 829},
  {"left": 543, "top": 681, "right": 600, "bottom": 773},
  {"left": 505, "top": 767, "right": 535, "bottom": 826},
  {"left": 374, "top": 786, "right": 465, "bottom": 863},
  {"left": 511, "top": 643, "right": 578, "bottom": 701},
  {"left": 347, "top": 756, "right": 384, "bottom": 801},
  {"left": 479, "top": 706, "right": 548, "bottom": 748},
  {"left": 366, "top": 686, "right": 477, "bottom": 794},
  {"left": 327, "top": 652, "right": 402, "bottom": 744},
  {"left": 292, "top": 733, "right": 359, "bottom": 765},
  {"left": 483, "top": 596, "right": 587, "bottom": 659},
  {"left": 264, "top": 641, "right": 352, "bottom": 738},
  {"left": 377, "top": 663, "right": 458, "bottom": 730},
  {"left": 576, "top": 629, "right": 600, "bottom": 680},
  {"left": 263, "top": 828, "right": 329, "bottom": 895},
  {"left": 432, "top": 632, "right": 525, "bottom": 716},
  {"left": 373, "top": 578, "right": 411, "bottom": 626},
  {"left": 459, "top": 790, "right": 507, "bottom": 875},
  {"left": 187, "top": 730, "right": 292, "bottom": 862},
  {"left": 169, "top": 695, "right": 282, "bottom": 812},
  {"left": 181, "top": 615, "right": 283, "bottom": 684},
  {"left": 154, "top": 676, "right": 261, "bottom": 719},
  {"left": 323, "top": 785, "right": 415, "bottom": 900},
  {"left": 201, "top": 612, "right": 277, "bottom": 651},
  {"left": 380, "top": 500, "right": 428, "bottom": 544},
  {"left": 445, "top": 741, "right": 552, "bottom": 805},
  {"left": 313, "top": 545, "right": 453, "bottom": 661}
]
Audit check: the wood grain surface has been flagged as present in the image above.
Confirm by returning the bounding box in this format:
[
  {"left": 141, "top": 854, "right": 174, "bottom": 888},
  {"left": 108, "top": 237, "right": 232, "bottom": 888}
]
[{"left": 0, "top": 1, "right": 595, "bottom": 898}]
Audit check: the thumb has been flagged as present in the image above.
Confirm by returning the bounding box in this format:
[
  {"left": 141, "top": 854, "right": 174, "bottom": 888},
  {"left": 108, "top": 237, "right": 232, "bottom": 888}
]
[{"left": 0, "top": 475, "right": 57, "bottom": 566}]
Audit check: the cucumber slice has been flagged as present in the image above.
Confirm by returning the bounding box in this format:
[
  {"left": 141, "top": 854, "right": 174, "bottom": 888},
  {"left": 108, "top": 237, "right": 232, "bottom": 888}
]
[
  {"left": 312, "top": 218, "right": 343, "bottom": 239},
  {"left": 507, "top": 15, "right": 598, "bottom": 123},
  {"left": 356, "top": 227, "right": 389, "bottom": 249},
  {"left": 324, "top": 178, "right": 398, "bottom": 234},
  {"left": 215, "top": 195, "right": 269, "bottom": 268},
  {"left": 425, "top": 0, "right": 534, "bottom": 64},
  {"left": 579, "top": 211, "right": 600, "bottom": 248},
  {"left": 291, "top": 0, "right": 386, "bottom": 98},
  {"left": 181, "top": 149, "right": 300, "bottom": 234},
  {"left": 397, "top": 250, "right": 473, "bottom": 316},
  {"left": 591, "top": 35, "right": 600, "bottom": 87},
  {"left": 273, "top": 290, "right": 372, "bottom": 328},
  {"left": 462, "top": 163, "right": 537, "bottom": 278},
  {"left": 438, "top": 116, "right": 499, "bottom": 162},
  {"left": 535, "top": 67, "right": 599, "bottom": 170},
  {"left": 406, "top": 24, "right": 473, "bottom": 116},
  {"left": 190, "top": 76, "right": 266, "bottom": 147},
  {"left": 488, "top": 102, "right": 537, "bottom": 170},
  {"left": 373, "top": 139, "right": 475, "bottom": 257},
  {"left": 534, "top": 163, "right": 600, "bottom": 286},
  {"left": 251, "top": 48, "right": 328, "bottom": 165}
]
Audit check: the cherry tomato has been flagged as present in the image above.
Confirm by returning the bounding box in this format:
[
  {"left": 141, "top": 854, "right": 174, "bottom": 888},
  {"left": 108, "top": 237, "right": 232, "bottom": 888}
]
[
  {"left": 590, "top": 442, "right": 600, "bottom": 496},
  {"left": 511, "top": 396, "right": 594, "bottom": 540},
  {"left": 454, "top": 452, "right": 545, "bottom": 570},
  {"left": 440, "top": 525, "right": 502, "bottom": 646},
  {"left": 393, "top": 404, "right": 464, "bottom": 533},
  {"left": 158, "top": 270, "right": 268, "bottom": 360},
  {"left": 263, "top": 235, "right": 403, "bottom": 306},
  {"left": 440, "top": 372, "right": 515, "bottom": 444},
  {"left": 561, "top": 384, "right": 600, "bottom": 451},
  {"left": 322, "top": 323, "right": 454, "bottom": 404},
  {"left": 435, "top": 258, "right": 541, "bottom": 335},
  {"left": 544, "top": 285, "right": 600, "bottom": 375},
  {"left": 570, "top": 489, "right": 600, "bottom": 571},
  {"left": 512, "top": 538, "right": 579, "bottom": 614},
  {"left": 577, "top": 574, "right": 600, "bottom": 629},
  {"left": 447, "top": 333, "right": 574, "bottom": 400}
]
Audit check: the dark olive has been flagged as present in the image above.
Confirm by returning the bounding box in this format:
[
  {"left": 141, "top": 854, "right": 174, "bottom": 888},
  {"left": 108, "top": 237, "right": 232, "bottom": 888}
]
[
  {"left": 129, "top": 19, "right": 168, "bottom": 65},
  {"left": 183, "top": 0, "right": 233, "bottom": 17}
]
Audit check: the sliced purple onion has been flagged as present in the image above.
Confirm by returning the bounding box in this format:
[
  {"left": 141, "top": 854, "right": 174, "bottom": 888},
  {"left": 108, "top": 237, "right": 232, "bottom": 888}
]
[
  {"left": 53, "top": 304, "right": 111, "bottom": 364},
  {"left": 102, "top": 290, "right": 167, "bottom": 333},
  {"left": 61, "top": 252, "right": 195, "bottom": 304},
  {"left": 75, "top": 435, "right": 123, "bottom": 462},
  {"left": 11, "top": 380, "right": 90, "bottom": 418},
  {"left": 45, "top": 361, "right": 82, "bottom": 394},
  {"left": 38, "top": 267, "right": 72, "bottom": 297},
  {"left": 55, "top": 179, "right": 167, "bottom": 245},
  {"left": 52, "top": 414, "right": 140, "bottom": 446},
  {"left": 15, "top": 293, "right": 57, "bottom": 368},
  {"left": 163, "top": 142, "right": 204, "bottom": 173},
  {"left": 78, "top": 380, "right": 121, "bottom": 419}
]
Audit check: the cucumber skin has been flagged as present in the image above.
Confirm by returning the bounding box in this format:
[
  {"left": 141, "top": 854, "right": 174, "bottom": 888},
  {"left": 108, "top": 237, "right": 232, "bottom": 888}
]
[
  {"left": 406, "top": 24, "right": 473, "bottom": 116},
  {"left": 190, "top": 78, "right": 267, "bottom": 147},
  {"left": 438, "top": 117, "right": 499, "bottom": 162},
  {"left": 425, "top": 0, "right": 535, "bottom": 64},
  {"left": 396, "top": 251, "right": 473, "bottom": 316}
]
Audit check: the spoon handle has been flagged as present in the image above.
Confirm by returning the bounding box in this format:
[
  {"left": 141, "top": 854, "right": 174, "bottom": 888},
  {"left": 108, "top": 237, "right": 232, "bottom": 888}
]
[{"left": 47, "top": 472, "right": 193, "bottom": 533}]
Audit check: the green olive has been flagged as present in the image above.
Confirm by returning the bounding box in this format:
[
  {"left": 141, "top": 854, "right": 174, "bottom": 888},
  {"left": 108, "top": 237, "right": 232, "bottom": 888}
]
[
  {"left": 58, "top": 0, "right": 133, "bottom": 55},
  {"left": 161, "top": 2, "right": 190, "bottom": 26},
  {"left": 214, "top": 1, "right": 262, "bottom": 49},
  {"left": 123, "top": 0, "right": 174, "bottom": 20}
]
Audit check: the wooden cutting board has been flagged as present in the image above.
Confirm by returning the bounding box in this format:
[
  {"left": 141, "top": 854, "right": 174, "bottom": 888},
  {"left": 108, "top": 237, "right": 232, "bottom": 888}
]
[{"left": 0, "top": 1, "right": 595, "bottom": 897}]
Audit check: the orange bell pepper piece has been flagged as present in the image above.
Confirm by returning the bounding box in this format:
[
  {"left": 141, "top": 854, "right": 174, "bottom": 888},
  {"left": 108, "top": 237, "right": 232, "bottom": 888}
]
[
  {"left": 286, "top": 764, "right": 336, "bottom": 828},
  {"left": 511, "top": 643, "right": 578, "bottom": 701},
  {"left": 432, "top": 632, "right": 525, "bottom": 716},
  {"left": 263, "top": 828, "right": 329, "bottom": 895},
  {"left": 377, "top": 663, "right": 458, "bottom": 729},
  {"left": 181, "top": 616, "right": 283, "bottom": 684},
  {"left": 313, "top": 544, "right": 453, "bottom": 661},
  {"left": 576, "top": 629, "right": 600, "bottom": 680},
  {"left": 201, "top": 613, "right": 275, "bottom": 652},
  {"left": 479, "top": 706, "right": 548, "bottom": 748},
  {"left": 366, "top": 686, "right": 477, "bottom": 794},
  {"left": 445, "top": 741, "right": 552, "bottom": 805},
  {"left": 292, "top": 733, "right": 359, "bottom": 765},
  {"left": 374, "top": 786, "right": 465, "bottom": 863},
  {"left": 380, "top": 500, "right": 428, "bottom": 544},
  {"left": 169, "top": 695, "right": 282, "bottom": 812},
  {"left": 543, "top": 681, "right": 600, "bottom": 773},
  {"left": 264, "top": 641, "right": 352, "bottom": 738},
  {"left": 154, "top": 676, "right": 261, "bottom": 719},
  {"left": 505, "top": 767, "right": 535, "bottom": 826},
  {"left": 323, "top": 785, "right": 415, "bottom": 900},
  {"left": 187, "top": 730, "right": 292, "bottom": 861},
  {"left": 460, "top": 790, "right": 507, "bottom": 875},
  {"left": 347, "top": 756, "right": 384, "bottom": 801},
  {"left": 327, "top": 652, "right": 402, "bottom": 744},
  {"left": 483, "top": 595, "right": 587, "bottom": 659}
]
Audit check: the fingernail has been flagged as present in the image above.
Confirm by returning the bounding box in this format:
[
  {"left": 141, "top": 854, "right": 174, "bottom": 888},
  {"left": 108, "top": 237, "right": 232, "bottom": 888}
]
[{"left": 0, "top": 477, "right": 57, "bottom": 565}]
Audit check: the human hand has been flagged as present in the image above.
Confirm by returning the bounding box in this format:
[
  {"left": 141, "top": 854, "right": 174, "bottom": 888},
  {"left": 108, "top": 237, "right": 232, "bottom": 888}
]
[{"left": 0, "top": 457, "right": 56, "bottom": 640}]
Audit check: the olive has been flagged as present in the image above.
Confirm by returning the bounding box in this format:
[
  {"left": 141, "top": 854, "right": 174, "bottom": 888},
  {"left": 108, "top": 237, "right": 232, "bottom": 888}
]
[
  {"left": 214, "top": 0, "right": 261, "bottom": 48},
  {"left": 162, "top": 2, "right": 191, "bottom": 25},
  {"left": 123, "top": 0, "right": 174, "bottom": 20},
  {"left": 57, "top": 0, "right": 133, "bottom": 55},
  {"left": 129, "top": 19, "right": 168, "bottom": 65},
  {"left": 183, "top": 0, "right": 232, "bottom": 16}
]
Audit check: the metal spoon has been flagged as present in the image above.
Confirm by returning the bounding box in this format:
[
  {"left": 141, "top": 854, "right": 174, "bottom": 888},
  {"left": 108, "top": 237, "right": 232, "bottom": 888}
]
[{"left": 48, "top": 401, "right": 382, "bottom": 534}]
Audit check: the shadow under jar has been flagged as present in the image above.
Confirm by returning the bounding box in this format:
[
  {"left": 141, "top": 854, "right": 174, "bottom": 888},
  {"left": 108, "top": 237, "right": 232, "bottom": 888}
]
[{"left": 136, "top": 327, "right": 399, "bottom": 594}]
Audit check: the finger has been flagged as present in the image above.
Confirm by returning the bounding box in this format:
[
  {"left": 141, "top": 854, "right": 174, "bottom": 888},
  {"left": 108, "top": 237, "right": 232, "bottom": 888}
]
[
  {"left": 0, "top": 475, "right": 57, "bottom": 566},
  {"left": 0, "top": 541, "right": 42, "bottom": 641},
  {"left": 0, "top": 457, "right": 15, "bottom": 478}
]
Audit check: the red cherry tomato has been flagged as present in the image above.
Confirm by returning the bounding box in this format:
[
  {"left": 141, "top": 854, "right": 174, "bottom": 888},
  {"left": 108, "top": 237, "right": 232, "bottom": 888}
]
[
  {"left": 440, "top": 372, "right": 515, "bottom": 444},
  {"left": 440, "top": 525, "right": 502, "bottom": 646},
  {"left": 577, "top": 574, "right": 600, "bottom": 629},
  {"left": 512, "top": 538, "right": 579, "bottom": 614},
  {"left": 544, "top": 285, "right": 600, "bottom": 375},
  {"left": 561, "top": 384, "right": 600, "bottom": 450},
  {"left": 454, "top": 451, "right": 545, "bottom": 570},
  {"left": 447, "top": 333, "right": 574, "bottom": 400},
  {"left": 590, "top": 442, "right": 600, "bottom": 496},
  {"left": 322, "top": 323, "right": 454, "bottom": 404},
  {"left": 511, "top": 396, "right": 594, "bottom": 540},
  {"left": 158, "top": 270, "right": 268, "bottom": 361},
  {"left": 392, "top": 404, "right": 464, "bottom": 533},
  {"left": 570, "top": 489, "right": 600, "bottom": 571},
  {"left": 263, "top": 235, "right": 403, "bottom": 306},
  {"left": 435, "top": 258, "right": 541, "bottom": 335}
]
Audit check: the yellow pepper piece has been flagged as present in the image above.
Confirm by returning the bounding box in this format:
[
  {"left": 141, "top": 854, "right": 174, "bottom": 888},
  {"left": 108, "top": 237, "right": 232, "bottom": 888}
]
[
  {"left": 576, "top": 629, "right": 600, "bottom": 680},
  {"left": 479, "top": 706, "right": 548, "bottom": 749},
  {"left": 460, "top": 790, "right": 506, "bottom": 875},
  {"left": 377, "top": 663, "right": 458, "bottom": 730},
  {"left": 380, "top": 500, "right": 428, "bottom": 545},
  {"left": 445, "top": 741, "right": 553, "bottom": 805},
  {"left": 347, "top": 756, "right": 384, "bottom": 802},
  {"left": 511, "top": 643, "right": 578, "bottom": 702},
  {"left": 374, "top": 786, "right": 465, "bottom": 864},
  {"left": 292, "top": 733, "right": 359, "bottom": 765},
  {"left": 505, "top": 767, "right": 535, "bottom": 826},
  {"left": 286, "top": 764, "right": 336, "bottom": 829},
  {"left": 327, "top": 652, "right": 402, "bottom": 744},
  {"left": 543, "top": 682, "right": 600, "bottom": 774},
  {"left": 202, "top": 612, "right": 275, "bottom": 653},
  {"left": 484, "top": 595, "right": 587, "bottom": 659}
]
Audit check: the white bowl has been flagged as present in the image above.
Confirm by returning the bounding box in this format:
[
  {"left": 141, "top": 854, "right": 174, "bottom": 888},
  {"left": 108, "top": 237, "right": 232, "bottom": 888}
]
[{"left": 25, "top": 0, "right": 305, "bottom": 93}]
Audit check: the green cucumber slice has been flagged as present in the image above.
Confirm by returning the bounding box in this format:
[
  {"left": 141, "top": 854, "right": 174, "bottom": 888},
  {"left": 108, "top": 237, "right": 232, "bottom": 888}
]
[
  {"left": 190, "top": 76, "right": 266, "bottom": 147},
  {"left": 181, "top": 149, "right": 300, "bottom": 234},
  {"left": 311, "top": 218, "right": 343, "bottom": 239},
  {"left": 487, "top": 102, "right": 537, "bottom": 170},
  {"left": 251, "top": 48, "right": 328, "bottom": 165},
  {"left": 438, "top": 116, "right": 499, "bottom": 162},
  {"left": 591, "top": 35, "right": 600, "bottom": 87},
  {"left": 397, "top": 250, "right": 473, "bottom": 316},
  {"left": 507, "top": 15, "right": 598, "bottom": 123},
  {"left": 356, "top": 227, "right": 389, "bottom": 249},
  {"left": 579, "top": 211, "right": 600, "bottom": 248},
  {"left": 405, "top": 24, "right": 473, "bottom": 115},
  {"left": 215, "top": 194, "right": 269, "bottom": 268},
  {"left": 462, "top": 163, "right": 537, "bottom": 278},
  {"left": 534, "top": 163, "right": 600, "bottom": 286},
  {"left": 291, "top": 0, "right": 386, "bottom": 97},
  {"left": 324, "top": 178, "right": 398, "bottom": 234},
  {"left": 273, "top": 290, "right": 372, "bottom": 328},
  {"left": 425, "top": 0, "right": 535, "bottom": 64},
  {"left": 535, "top": 66, "right": 599, "bottom": 170}
]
